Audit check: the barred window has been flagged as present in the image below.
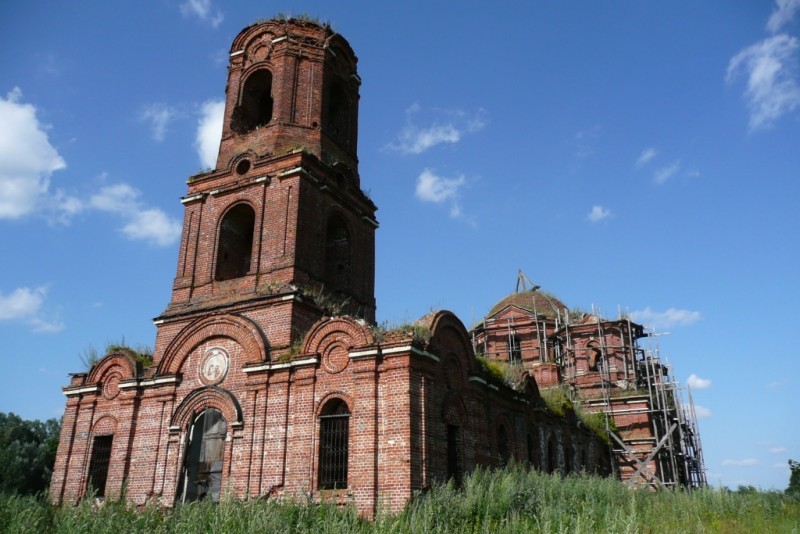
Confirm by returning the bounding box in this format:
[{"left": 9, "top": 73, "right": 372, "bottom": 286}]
[
  {"left": 509, "top": 335, "right": 522, "bottom": 364},
  {"left": 318, "top": 399, "right": 350, "bottom": 490},
  {"left": 87, "top": 435, "right": 113, "bottom": 497}
]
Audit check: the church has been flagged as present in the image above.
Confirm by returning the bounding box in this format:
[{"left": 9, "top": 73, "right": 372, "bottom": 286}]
[{"left": 50, "top": 17, "right": 703, "bottom": 518}]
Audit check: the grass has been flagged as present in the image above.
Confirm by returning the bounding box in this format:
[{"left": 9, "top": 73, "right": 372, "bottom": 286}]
[{"left": 3, "top": 466, "right": 798, "bottom": 533}]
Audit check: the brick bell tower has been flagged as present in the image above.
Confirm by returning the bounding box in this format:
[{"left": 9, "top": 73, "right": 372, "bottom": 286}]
[{"left": 154, "top": 18, "right": 377, "bottom": 356}]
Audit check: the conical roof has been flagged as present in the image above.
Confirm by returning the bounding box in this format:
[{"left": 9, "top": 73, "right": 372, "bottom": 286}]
[{"left": 487, "top": 290, "right": 568, "bottom": 320}]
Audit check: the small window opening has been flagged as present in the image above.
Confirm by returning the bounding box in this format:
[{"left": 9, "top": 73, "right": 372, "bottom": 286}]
[
  {"left": 215, "top": 204, "right": 255, "bottom": 281},
  {"left": 231, "top": 70, "right": 273, "bottom": 134},
  {"left": 179, "top": 408, "right": 227, "bottom": 503},
  {"left": 235, "top": 159, "right": 251, "bottom": 175},
  {"left": 446, "top": 424, "right": 461, "bottom": 482},
  {"left": 318, "top": 399, "right": 350, "bottom": 490},
  {"left": 563, "top": 444, "right": 572, "bottom": 475},
  {"left": 527, "top": 432, "right": 539, "bottom": 469},
  {"left": 497, "top": 425, "right": 510, "bottom": 467},
  {"left": 508, "top": 334, "right": 522, "bottom": 365},
  {"left": 324, "top": 215, "right": 351, "bottom": 292},
  {"left": 87, "top": 435, "right": 113, "bottom": 497}
]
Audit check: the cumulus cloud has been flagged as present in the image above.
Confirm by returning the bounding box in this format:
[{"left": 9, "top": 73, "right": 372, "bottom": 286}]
[
  {"left": 139, "top": 103, "right": 177, "bottom": 142},
  {"left": 587, "top": 205, "right": 612, "bottom": 223},
  {"left": 387, "top": 104, "right": 487, "bottom": 155},
  {"left": 727, "top": 34, "right": 800, "bottom": 130},
  {"left": 0, "top": 87, "right": 66, "bottom": 219},
  {"left": 630, "top": 307, "right": 701, "bottom": 329},
  {"left": 415, "top": 169, "right": 469, "bottom": 219},
  {"left": 653, "top": 161, "right": 681, "bottom": 184},
  {"left": 693, "top": 404, "right": 712, "bottom": 419},
  {"left": 196, "top": 99, "right": 224, "bottom": 169},
  {"left": 180, "top": 0, "right": 223, "bottom": 28},
  {"left": 0, "top": 286, "right": 63, "bottom": 333},
  {"left": 767, "top": 0, "right": 800, "bottom": 33},
  {"left": 88, "top": 183, "right": 181, "bottom": 246},
  {"left": 722, "top": 459, "right": 759, "bottom": 467},
  {"left": 687, "top": 373, "right": 711, "bottom": 390},
  {"left": 636, "top": 147, "right": 657, "bottom": 167}
]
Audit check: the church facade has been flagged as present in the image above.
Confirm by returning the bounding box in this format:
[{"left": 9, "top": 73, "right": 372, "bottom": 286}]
[{"left": 50, "top": 18, "right": 701, "bottom": 518}]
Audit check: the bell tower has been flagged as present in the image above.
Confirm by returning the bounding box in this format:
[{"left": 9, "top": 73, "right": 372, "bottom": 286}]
[{"left": 154, "top": 18, "right": 377, "bottom": 356}]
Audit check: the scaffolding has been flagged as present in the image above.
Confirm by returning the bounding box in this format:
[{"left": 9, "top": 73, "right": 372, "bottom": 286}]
[
  {"left": 557, "top": 306, "right": 707, "bottom": 489},
  {"left": 471, "top": 274, "right": 706, "bottom": 489}
]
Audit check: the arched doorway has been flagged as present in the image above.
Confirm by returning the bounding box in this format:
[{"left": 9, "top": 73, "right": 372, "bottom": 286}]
[{"left": 179, "top": 408, "right": 227, "bottom": 503}]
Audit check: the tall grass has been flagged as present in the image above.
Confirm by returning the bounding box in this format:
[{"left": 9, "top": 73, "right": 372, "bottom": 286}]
[{"left": 3, "top": 465, "right": 798, "bottom": 533}]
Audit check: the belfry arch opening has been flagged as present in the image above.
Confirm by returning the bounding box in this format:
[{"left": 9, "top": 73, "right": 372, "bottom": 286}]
[
  {"left": 231, "top": 69, "right": 273, "bottom": 134},
  {"left": 324, "top": 215, "right": 351, "bottom": 291},
  {"left": 215, "top": 204, "right": 255, "bottom": 281},
  {"left": 325, "top": 80, "right": 351, "bottom": 146},
  {"left": 178, "top": 408, "right": 227, "bottom": 503}
]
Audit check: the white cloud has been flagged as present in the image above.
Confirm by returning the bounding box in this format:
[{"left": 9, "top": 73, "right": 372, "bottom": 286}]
[
  {"left": 0, "top": 88, "right": 66, "bottom": 219},
  {"left": 722, "top": 459, "right": 759, "bottom": 467},
  {"left": 767, "top": 0, "right": 800, "bottom": 33},
  {"left": 196, "top": 100, "right": 224, "bottom": 169},
  {"left": 387, "top": 104, "right": 487, "bottom": 154},
  {"left": 587, "top": 205, "right": 612, "bottom": 223},
  {"left": 415, "top": 169, "right": 464, "bottom": 203},
  {"left": 415, "top": 169, "right": 470, "bottom": 221},
  {"left": 693, "top": 404, "right": 712, "bottom": 419},
  {"left": 122, "top": 208, "right": 182, "bottom": 247},
  {"left": 630, "top": 307, "right": 701, "bottom": 329},
  {"left": 180, "top": 0, "right": 223, "bottom": 28},
  {"left": 769, "top": 447, "right": 788, "bottom": 454},
  {"left": 636, "top": 147, "right": 657, "bottom": 167},
  {"left": 766, "top": 379, "right": 790, "bottom": 389},
  {"left": 140, "top": 103, "right": 176, "bottom": 142},
  {"left": 653, "top": 161, "right": 680, "bottom": 184},
  {"left": 88, "top": 183, "right": 181, "bottom": 247},
  {"left": 0, "top": 286, "right": 63, "bottom": 333},
  {"left": 687, "top": 373, "right": 711, "bottom": 390},
  {"left": 727, "top": 34, "right": 800, "bottom": 130}
]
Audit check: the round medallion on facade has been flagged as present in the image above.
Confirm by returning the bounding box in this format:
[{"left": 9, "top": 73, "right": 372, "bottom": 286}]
[
  {"left": 102, "top": 371, "right": 122, "bottom": 400},
  {"left": 322, "top": 341, "right": 350, "bottom": 374},
  {"left": 200, "top": 347, "right": 229, "bottom": 386}
]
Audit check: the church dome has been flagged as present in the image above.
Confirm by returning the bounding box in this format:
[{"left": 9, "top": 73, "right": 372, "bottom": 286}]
[{"left": 487, "top": 290, "right": 568, "bottom": 320}]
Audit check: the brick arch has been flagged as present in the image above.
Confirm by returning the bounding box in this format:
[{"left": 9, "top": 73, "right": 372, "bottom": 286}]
[
  {"left": 170, "top": 386, "right": 243, "bottom": 429},
  {"left": 87, "top": 352, "right": 137, "bottom": 384},
  {"left": 315, "top": 391, "right": 355, "bottom": 416},
  {"left": 442, "top": 354, "right": 464, "bottom": 392},
  {"left": 441, "top": 392, "right": 466, "bottom": 425},
  {"left": 520, "top": 371, "right": 541, "bottom": 401},
  {"left": 423, "top": 311, "right": 475, "bottom": 368},
  {"left": 494, "top": 414, "right": 515, "bottom": 465},
  {"left": 303, "top": 317, "right": 373, "bottom": 356},
  {"left": 158, "top": 314, "right": 268, "bottom": 375},
  {"left": 92, "top": 416, "right": 117, "bottom": 435}
]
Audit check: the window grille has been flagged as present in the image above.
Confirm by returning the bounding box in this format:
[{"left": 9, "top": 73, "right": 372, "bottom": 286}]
[
  {"left": 318, "top": 400, "right": 350, "bottom": 490},
  {"left": 87, "top": 435, "right": 113, "bottom": 497}
]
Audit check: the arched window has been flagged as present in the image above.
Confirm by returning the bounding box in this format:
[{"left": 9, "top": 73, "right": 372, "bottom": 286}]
[
  {"left": 87, "top": 434, "right": 113, "bottom": 497},
  {"left": 324, "top": 215, "right": 351, "bottom": 292},
  {"left": 215, "top": 204, "right": 255, "bottom": 281},
  {"left": 318, "top": 398, "right": 350, "bottom": 490},
  {"left": 231, "top": 70, "right": 273, "bottom": 134},
  {"left": 497, "top": 424, "right": 510, "bottom": 467},
  {"left": 179, "top": 408, "right": 227, "bottom": 503}
]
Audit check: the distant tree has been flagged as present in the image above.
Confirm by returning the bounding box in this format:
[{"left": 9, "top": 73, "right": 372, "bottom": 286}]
[
  {"left": 0, "top": 412, "right": 61, "bottom": 495},
  {"left": 787, "top": 459, "right": 800, "bottom": 497}
]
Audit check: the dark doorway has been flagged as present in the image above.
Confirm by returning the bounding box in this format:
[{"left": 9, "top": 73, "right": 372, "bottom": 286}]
[
  {"left": 446, "top": 424, "right": 461, "bottom": 482},
  {"left": 179, "top": 409, "right": 227, "bottom": 503}
]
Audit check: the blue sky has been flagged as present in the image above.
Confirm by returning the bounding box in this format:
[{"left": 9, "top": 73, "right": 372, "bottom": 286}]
[{"left": 1, "top": 1, "right": 798, "bottom": 491}]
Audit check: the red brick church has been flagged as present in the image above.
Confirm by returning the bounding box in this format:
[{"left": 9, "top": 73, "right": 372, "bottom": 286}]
[{"left": 50, "top": 17, "right": 703, "bottom": 517}]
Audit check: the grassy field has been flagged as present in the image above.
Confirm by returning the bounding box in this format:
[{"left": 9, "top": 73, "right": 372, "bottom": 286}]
[{"left": 2, "top": 465, "right": 798, "bottom": 533}]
